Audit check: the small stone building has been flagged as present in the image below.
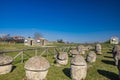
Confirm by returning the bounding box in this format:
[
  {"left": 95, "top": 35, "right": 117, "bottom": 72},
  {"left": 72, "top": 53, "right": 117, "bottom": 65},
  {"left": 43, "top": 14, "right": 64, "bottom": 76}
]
[
  {"left": 24, "top": 38, "right": 48, "bottom": 46},
  {"left": 110, "top": 36, "right": 119, "bottom": 44}
]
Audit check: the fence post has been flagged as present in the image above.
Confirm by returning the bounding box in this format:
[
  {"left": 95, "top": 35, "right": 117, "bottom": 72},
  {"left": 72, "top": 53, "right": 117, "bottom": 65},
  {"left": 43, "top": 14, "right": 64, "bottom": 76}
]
[
  {"left": 35, "top": 48, "right": 37, "bottom": 56},
  {"left": 21, "top": 51, "right": 24, "bottom": 63},
  {"left": 54, "top": 48, "right": 56, "bottom": 55},
  {"left": 46, "top": 48, "right": 48, "bottom": 57}
]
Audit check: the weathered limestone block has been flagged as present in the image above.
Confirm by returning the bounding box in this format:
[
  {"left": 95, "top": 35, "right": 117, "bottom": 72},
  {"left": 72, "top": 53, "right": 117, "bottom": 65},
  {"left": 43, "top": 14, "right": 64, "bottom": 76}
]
[
  {"left": 86, "top": 51, "right": 96, "bottom": 63},
  {"left": 24, "top": 56, "right": 50, "bottom": 80},
  {"left": 77, "top": 45, "right": 85, "bottom": 54},
  {"left": 70, "top": 55, "right": 87, "bottom": 80},
  {"left": 0, "top": 55, "right": 13, "bottom": 75},
  {"left": 95, "top": 44, "right": 102, "bottom": 54},
  {"left": 56, "top": 52, "right": 68, "bottom": 65}
]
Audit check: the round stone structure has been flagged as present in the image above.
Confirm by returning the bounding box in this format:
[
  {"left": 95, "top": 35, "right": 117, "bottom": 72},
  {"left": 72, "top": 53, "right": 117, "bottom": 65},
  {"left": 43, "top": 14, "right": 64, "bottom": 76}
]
[
  {"left": 24, "top": 56, "right": 50, "bottom": 80},
  {"left": 77, "top": 45, "right": 85, "bottom": 54},
  {"left": 86, "top": 51, "right": 96, "bottom": 63},
  {"left": 95, "top": 44, "right": 102, "bottom": 54},
  {"left": 112, "top": 45, "right": 120, "bottom": 54},
  {"left": 56, "top": 52, "right": 68, "bottom": 65},
  {"left": 70, "top": 55, "right": 87, "bottom": 80},
  {"left": 85, "top": 45, "right": 93, "bottom": 51},
  {"left": 0, "top": 55, "right": 13, "bottom": 75},
  {"left": 70, "top": 50, "right": 79, "bottom": 57}
]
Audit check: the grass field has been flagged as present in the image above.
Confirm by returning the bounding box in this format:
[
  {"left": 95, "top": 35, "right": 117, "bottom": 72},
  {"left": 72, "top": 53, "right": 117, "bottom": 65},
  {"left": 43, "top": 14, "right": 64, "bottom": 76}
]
[{"left": 0, "top": 43, "right": 119, "bottom": 80}]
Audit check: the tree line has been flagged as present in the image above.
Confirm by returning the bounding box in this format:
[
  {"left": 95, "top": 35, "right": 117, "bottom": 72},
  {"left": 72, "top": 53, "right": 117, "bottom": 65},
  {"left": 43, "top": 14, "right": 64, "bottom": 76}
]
[{"left": 0, "top": 34, "right": 24, "bottom": 43}]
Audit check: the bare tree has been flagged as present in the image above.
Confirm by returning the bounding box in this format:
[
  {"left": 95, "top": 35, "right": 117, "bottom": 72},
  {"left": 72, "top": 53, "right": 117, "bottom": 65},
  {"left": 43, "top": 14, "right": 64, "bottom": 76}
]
[{"left": 33, "top": 32, "right": 43, "bottom": 39}]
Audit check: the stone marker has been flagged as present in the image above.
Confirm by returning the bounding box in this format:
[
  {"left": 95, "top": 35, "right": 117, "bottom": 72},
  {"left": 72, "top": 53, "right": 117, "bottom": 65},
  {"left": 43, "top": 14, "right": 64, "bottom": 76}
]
[
  {"left": 77, "top": 45, "right": 85, "bottom": 54},
  {"left": 112, "top": 45, "right": 120, "bottom": 54},
  {"left": 86, "top": 51, "right": 96, "bottom": 63},
  {"left": 95, "top": 44, "right": 102, "bottom": 54},
  {"left": 70, "top": 49, "right": 79, "bottom": 57},
  {"left": 0, "top": 55, "right": 13, "bottom": 75},
  {"left": 112, "top": 45, "right": 120, "bottom": 65},
  {"left": 70, "top": 55, "right": 87, "bottom": 80},
  {"left": 55, "top": 52, "right": 68, "bottom": 65},
  {"left": 112, "top": 45, "right": 120, "bottom": 79},
  {"left": 24, "top": 56, "right": 50, "bottom": 80},
  {"left": 117, "top": 60, "right": 120, "bottom": 79},
  {"left": 85, "top": 45, "right": 93, "bottom": 51}
]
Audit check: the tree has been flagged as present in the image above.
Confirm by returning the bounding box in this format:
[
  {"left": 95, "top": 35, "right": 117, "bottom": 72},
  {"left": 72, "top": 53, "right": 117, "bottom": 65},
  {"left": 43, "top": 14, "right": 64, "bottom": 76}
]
[
  {"left": 33, "top": 32, "right": 43, "bottom": 39},
  {"left": 57, "top": 39, "right": 64, "bottom": 43},
  {"left": 0, "top": 34, "right": 11, "bottom": 41}
]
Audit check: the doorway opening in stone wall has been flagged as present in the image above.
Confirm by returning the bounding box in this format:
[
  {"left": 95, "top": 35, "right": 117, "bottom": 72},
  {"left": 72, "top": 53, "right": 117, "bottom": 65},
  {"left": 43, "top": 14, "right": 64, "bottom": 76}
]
[{"left": 30, "top": 40, "right": 33, "bottom": 46}]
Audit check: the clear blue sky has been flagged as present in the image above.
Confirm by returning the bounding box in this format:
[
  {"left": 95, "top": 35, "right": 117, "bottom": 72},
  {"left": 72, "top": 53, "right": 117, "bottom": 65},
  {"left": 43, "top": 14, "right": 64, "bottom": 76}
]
[{"left": 0, "top": 0, "right": 120, "bottom": 43}]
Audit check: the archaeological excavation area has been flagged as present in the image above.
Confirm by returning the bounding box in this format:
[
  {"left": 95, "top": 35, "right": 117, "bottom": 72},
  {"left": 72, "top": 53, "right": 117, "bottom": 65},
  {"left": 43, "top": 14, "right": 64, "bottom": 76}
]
[{"left": 0, "top": 43, "right": 119, "bottom": 80}]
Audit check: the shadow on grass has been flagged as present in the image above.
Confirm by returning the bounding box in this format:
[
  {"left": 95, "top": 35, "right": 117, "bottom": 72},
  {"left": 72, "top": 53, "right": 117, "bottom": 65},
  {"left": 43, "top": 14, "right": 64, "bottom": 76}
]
[
  {"left": 97, "top": 69, "right": 118, "bottom": 80},
  {"left": 11, "top": 66, "right": 16, "bottom": 72},
  {"left": 104, "top": 56, "right": 113, "bottom": 58},
  {"left": 63, "top": 68, "right": 71, "bottom": 79},
  {"left": 107, "top": 51, "right": 112, "bottom": 54},
  {"left": 101, "top": 60, "right": 115, "bottom": 66}
]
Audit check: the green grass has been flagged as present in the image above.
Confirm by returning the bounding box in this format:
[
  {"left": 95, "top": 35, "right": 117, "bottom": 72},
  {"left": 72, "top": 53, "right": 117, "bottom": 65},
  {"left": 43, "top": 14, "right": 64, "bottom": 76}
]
[{"left": 0, "top": 43, "right": 119, "bottom": 80}]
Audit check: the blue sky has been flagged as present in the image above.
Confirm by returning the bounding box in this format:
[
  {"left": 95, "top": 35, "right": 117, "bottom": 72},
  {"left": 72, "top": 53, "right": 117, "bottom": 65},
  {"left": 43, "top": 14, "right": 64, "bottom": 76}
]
[{"left": 0, "top": 0, "right": 120, "bottom": 43}]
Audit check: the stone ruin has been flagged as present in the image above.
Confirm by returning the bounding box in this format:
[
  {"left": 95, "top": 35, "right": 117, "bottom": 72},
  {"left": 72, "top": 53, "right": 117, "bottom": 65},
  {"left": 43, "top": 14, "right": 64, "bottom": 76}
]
[
  {"left": 86, "top": 51, "right": 96, "bottom": 63},
  {"left": 112, "top": 45, "right": 120, "bottom": 79},
  {"left": 24, "top": 56, "right": 50, "bottom": 80},
  {"left": 0, "top": 55, "right": 13, "bottom": 75},
  {"left": 77, "top": 45, "right": 85, "bottom": 54},
  {"left": 85, "top": 45, "right": 93, "bottom": 51},
  {"left": 55, "top": 52, "right": 68, "bottom": 66},
  {"left": 112, "top": 45, "right": 120, "bottom": 65},
  {"left": 70, "top": 55, "right": 87, "bottom": 80},
  {"left": 70, "top": 49, "right": 79, "bottom": 57},
  {"left": 95, "top": 44, "right": 102, "bottom": 54}
]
